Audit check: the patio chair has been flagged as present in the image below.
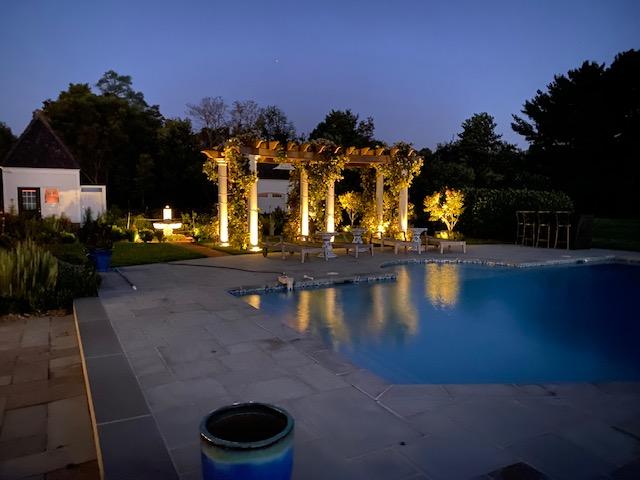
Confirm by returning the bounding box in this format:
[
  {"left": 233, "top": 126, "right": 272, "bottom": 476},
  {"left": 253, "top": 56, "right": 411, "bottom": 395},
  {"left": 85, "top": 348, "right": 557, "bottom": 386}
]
[
  {"left": 554, "top": 211, "right": 571, "bottom": 249},
  {"left": 536, "top": 211, "right": 552, "bottom": 248},
  {"left": 515, "top": 210, "right": 526, "bottom": 244},
  {"left": 521, "top": 211, "right": 537, "bottom": 246}
]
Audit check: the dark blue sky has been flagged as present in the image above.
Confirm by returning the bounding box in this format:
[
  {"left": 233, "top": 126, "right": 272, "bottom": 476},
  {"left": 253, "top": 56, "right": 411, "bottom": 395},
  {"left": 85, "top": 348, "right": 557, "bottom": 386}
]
[{"left": 1, "top": 0, "right": 638, "bottom": 149}]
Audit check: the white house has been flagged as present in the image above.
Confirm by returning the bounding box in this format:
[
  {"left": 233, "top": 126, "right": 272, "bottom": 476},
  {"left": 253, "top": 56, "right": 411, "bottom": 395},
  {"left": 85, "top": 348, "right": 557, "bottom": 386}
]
[
  {"left": 257, "top": 163, "right": 290, "bottom": 213},
  {"left": 1, "top": 112, "right": 106, "bottom": 223}
]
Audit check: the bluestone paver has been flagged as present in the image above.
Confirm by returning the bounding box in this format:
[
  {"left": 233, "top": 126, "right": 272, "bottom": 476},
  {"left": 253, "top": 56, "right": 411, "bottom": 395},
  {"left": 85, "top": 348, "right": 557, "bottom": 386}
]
[{"left": 75, "top": 245, "right": 640, "bottom": 479}]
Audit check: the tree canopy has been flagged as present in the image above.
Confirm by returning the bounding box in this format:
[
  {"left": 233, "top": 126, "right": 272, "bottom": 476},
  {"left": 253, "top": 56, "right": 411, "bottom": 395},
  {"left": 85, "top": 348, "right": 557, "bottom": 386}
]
[
  {"left": 0, "top": 122, "right": 16, "bottom": 161},
  {"left": 42, "top": 71, "right": 212, "bottom": 211},
  {"left": 512, "top": 49, "right": 640, "bottom": 214},
  {"left": 309, "top": 109, "right": 377, "bottom": 147},
  {"left": 255, "top": 105, "right": 297, "bottom": 144}
]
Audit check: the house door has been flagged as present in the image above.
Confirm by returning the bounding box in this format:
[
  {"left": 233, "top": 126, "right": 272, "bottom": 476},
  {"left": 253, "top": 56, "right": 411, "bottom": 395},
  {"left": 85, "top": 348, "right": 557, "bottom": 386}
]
[{"left": 17, "top": 187, "right": 41, "bottom": 218}]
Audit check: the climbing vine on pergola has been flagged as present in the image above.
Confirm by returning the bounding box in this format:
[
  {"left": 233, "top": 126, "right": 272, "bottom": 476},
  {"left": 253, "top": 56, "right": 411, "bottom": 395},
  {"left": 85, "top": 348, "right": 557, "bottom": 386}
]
[{"left": 202, "top": 138, "right": 423, "bottom": 249}]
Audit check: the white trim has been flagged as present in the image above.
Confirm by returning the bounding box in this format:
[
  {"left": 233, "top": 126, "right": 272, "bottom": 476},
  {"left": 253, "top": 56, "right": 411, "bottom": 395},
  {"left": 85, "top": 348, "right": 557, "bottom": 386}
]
[{"left": 1, "top": 166, "right": 81, "bottom": 175}]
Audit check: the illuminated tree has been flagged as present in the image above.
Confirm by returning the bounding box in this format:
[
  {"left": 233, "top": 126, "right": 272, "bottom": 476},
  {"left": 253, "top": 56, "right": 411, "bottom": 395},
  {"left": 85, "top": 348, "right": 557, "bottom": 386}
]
[
  {"left": 423, "top": 189, "right": 465, "bottom": 234},
  {"left": 338, "top": 191, "right": 364, "bottom": 226}
]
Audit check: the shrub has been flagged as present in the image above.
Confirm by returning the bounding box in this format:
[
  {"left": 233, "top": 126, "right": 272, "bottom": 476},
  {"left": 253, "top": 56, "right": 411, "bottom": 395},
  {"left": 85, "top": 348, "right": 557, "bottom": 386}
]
[
  {"left": 0, "top": 234, "right": 16, "bottom": 250},
  {"left": 0, "top": 240, "right": 58, "bottom": 312},
  {"left": 125, "top": 228, "right": 138, "bottom": 242},
  {"left": 78, "top": 216, "right": 116, "bottom": 249},
  {"left": 45, "top": 260, "right": 100, "bottom": 310},
  {"left": 111, "top": 225, "right": 128, "bottom": 241},
  {"left": 0, "top": 213, "right": 76, "bottom": 244},
  {"left": 139, "top": 229, "right": 154, "bottom": 243},
  {"left": 133, "top": 214, "right": 153, "bottom": 232},
  {"left": 181, "top": 211, "right": 217, "bottom": 243},
  {"left": 154, "top": 230, "right": 165, "bottom": 242},
  {"left": 458, "top": 188, "right": 573, "bottom": 240}
]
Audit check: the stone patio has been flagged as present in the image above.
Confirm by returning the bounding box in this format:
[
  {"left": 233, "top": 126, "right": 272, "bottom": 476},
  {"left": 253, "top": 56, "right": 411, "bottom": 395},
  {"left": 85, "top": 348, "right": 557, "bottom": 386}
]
[
  {"left": 79, "top": 245, "right": 640, "bottom": 479},
  {"left": 0, "top": 315, "right": 99, "bottom": 480}
]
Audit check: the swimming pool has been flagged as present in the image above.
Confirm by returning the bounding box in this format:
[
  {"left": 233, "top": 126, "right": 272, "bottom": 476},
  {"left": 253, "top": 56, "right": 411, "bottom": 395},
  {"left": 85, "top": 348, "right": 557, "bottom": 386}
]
[{"left": 242, "top": 263, "right": 640, "bottom": 384}]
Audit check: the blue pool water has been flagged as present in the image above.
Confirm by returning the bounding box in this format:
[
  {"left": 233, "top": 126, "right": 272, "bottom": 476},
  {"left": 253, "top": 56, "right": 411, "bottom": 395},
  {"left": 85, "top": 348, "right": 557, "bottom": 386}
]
[{"left": 243, "top": 263, "right": 640, "bottom": 384}]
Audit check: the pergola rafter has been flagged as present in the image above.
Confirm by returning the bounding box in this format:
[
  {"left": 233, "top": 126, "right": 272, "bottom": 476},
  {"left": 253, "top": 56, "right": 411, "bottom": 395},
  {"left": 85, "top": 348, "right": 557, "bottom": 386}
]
[
  {"left": 201, "top": 140, "right": 413, "bottom": 249},
  {"left": 202, "top": 141, "right": 394, "bottom": 166}
]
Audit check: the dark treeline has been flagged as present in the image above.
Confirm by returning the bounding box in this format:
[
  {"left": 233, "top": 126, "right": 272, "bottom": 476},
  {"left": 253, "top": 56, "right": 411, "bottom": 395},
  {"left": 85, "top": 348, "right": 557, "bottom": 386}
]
[{"left": 1, "top": 49, "right": 638, "bottom": 217}]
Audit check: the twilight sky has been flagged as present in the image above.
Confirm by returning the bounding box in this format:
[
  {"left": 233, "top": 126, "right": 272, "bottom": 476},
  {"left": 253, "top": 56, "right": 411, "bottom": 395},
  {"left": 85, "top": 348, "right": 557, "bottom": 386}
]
[{"left": 1, "top": 0, "right": 639, "bottom": 149}]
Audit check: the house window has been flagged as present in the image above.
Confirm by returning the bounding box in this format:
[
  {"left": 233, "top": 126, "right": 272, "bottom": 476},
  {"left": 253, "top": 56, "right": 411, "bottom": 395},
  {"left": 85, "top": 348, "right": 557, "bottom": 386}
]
[
  {"left": 44, "top": 188, "right": 59, "bottom": 205},
  {"left": 18, "top": 187, "right": 41, "bottom": 217}
]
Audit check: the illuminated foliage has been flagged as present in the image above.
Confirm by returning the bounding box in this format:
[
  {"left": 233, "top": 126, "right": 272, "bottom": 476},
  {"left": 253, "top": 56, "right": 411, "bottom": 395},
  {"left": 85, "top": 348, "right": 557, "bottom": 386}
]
[
  {"left": 203, "top": 137, "right": 256, "bottom": 248},
  {"left": 338, "top": 191, "right": 364, "bottom": 226},
  {"left": 379, "top": 142, "right": 424, "bottom": 194},
  {"left": 423, "top": 189, "right": 465, "bottom": 233}
]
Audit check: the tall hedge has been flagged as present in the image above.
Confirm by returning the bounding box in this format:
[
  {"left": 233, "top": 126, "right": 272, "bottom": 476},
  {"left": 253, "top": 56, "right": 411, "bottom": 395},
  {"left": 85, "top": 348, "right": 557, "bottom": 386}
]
[{"left": 458, "top": 188, "right": 573, "bottom": 241}]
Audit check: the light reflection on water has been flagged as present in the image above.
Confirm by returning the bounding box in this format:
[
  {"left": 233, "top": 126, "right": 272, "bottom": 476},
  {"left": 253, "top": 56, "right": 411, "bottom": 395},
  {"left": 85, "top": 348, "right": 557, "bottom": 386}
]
[
  {"left": 425, "top": 263, "right": 460, "bottom": 308},
  {"left": 243, "top": 263, "right": 640, "bottom": 383},
  {"left": 246, "top": 263, "right": 461, "bottom": 348}
]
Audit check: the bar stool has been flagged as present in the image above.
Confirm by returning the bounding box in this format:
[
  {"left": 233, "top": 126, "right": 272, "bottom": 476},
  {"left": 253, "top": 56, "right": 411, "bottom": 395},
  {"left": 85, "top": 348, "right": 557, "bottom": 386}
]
[
  {"left": 536, "top": 211, "right": 552, "bottom": 248},
  {"left": 555, "top": 211, "right": 571, "bottom": 249},
  {"left": 521, "top": 211, "right": 536, "bottom": 246},
  {"left": 515, "top": 211, "right": 525, "bottom": 245}
]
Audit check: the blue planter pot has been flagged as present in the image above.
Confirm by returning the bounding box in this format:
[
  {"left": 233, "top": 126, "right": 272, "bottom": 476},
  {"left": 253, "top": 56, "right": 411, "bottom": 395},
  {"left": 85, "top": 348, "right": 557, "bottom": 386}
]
[
  {"left": 91, "top": 248, "right": 113, "bottom": 272},
  {"left": 200, "top": 402, "right": 294, "bottom": 480}
]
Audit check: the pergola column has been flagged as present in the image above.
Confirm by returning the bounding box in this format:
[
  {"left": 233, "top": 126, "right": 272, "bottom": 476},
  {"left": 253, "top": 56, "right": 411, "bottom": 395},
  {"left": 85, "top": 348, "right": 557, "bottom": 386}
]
[
  {"left": 375, "top": 170, "right": 384, "bottom": 235},
  {"left": 399, "top": 186, "right": 408, "bottom": 235},
  {"left": 248, "top": 155, "right": 259, "bottom": 251},
  {"left": 300, "top": 168, "right": 309, "bottom": 238},
  {"left": 326, "top": 180, "right": 335, "bottom": 233},
  {"left": 217, "top": 160, "right": 229, "bottom": 246}
]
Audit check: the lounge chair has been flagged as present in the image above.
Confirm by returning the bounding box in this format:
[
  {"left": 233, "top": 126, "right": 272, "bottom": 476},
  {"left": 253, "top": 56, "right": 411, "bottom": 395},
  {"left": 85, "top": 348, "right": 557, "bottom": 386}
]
[
  {"left": 261, "top": 236, "right": 328, "bottom": 263},
  {"left": 331, "top": 230, "right": 374, "bottom": 258},
  {"left": 426, "top": 235, "right": 466, "bottom": 254},
  {"left": 378, "top": 231, "right": 422, "bottom": 254}
]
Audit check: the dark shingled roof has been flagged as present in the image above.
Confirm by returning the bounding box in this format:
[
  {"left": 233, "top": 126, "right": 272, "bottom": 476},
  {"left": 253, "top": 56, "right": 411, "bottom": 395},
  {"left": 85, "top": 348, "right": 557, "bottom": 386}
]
[
  {"left": 1, "top": 111, "right": 80, "bottom": 169},
  {"left": 257, "top": 163, "right": 291, "bottom": 180}
]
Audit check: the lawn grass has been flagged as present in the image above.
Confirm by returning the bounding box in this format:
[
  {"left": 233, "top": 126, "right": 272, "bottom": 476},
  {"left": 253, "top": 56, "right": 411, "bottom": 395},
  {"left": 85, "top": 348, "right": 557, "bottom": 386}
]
[
  {"left": 46, "top": 242, "right": 88, "bottom": 264},
  {"left": 111, "top": 242, "right": 205, "bottom": 267},
  {"left": 592, "top": 218, "right": 640, "bottom": 251}
]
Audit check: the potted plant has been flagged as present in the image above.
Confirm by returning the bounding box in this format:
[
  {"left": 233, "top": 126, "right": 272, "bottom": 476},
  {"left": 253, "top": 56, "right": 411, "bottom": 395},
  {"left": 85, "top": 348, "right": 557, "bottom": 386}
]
[{"left": 80, "top": 217, "right": 115, "bottom": 272}]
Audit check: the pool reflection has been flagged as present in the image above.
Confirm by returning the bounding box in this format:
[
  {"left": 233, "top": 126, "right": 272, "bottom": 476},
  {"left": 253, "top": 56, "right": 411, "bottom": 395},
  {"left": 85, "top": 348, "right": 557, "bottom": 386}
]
[
  {"left": 248, "top": 264, "right": 459, "bottom": 348},
  {"left": 425, "top": 263, "right": 460, "bottom": 308},
  {"left": 283, "top": 271, "right": 420, "bottom": 348},
  {"left": 245, "top": 264, "right": 640, "bottom": 384}
]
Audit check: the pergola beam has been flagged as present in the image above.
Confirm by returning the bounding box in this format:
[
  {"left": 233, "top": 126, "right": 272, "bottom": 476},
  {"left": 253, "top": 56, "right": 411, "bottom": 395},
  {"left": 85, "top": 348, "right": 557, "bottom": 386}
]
[{"left": 201, "top": 144, "right": 392, "bottom": 166}]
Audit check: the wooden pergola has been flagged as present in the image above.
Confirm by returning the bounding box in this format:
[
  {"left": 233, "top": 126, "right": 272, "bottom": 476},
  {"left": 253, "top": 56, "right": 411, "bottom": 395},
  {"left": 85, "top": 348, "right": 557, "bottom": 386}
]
[{"left": 202, "top": 141, "right": 412, "bottom": 250}]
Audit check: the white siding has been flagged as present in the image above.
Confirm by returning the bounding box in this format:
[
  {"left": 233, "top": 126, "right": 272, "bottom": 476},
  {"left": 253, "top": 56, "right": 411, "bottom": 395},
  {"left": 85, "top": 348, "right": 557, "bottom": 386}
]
[
  {"left": 1, "top": 167, "right": 82, "bottom": 223},
  {"left": 257, "top": 179, "right": 289, "bottom": 213},
  {"left": 80, "top": 185, "right": 107, "bottom": 219}
]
